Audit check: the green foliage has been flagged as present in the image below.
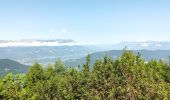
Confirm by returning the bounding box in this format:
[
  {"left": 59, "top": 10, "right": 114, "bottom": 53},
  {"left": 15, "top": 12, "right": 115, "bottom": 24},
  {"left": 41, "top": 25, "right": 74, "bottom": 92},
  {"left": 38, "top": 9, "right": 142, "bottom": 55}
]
[
  {"left": 82, "top": 54, "right": 90, "bottom": 77},
  {"left": 1, "top": 50, "right": 170, "bottom": 99}
]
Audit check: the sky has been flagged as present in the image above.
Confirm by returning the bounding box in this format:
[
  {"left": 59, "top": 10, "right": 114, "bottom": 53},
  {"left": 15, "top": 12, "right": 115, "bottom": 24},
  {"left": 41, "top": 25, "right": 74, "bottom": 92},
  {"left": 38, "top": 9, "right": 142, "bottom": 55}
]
[{"left": 0, "top": 0, "right": 170, "bottom": 44}]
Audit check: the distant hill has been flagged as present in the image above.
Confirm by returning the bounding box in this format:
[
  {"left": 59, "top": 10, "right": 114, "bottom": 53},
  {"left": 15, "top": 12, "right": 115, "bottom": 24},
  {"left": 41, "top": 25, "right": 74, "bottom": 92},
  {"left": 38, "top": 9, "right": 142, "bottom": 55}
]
[
  {"left": 0, "top": 39, "right": 100, "bottom": 65},
  {"left": 64, "top": 50, "right": 170, "bottom": 67},
  {"left": 1, "top": 50, "right": 170, "bottom": 75},
  {"left": 0, "top": 45, "right": 99, "bottom": 65},
  {"left": 1, "top": 40, "right": 170, "bottom": 65},
  {"left": 103, "top": 41, "right": 170, "bottom": 50},
  {"left": 0, "top": 59, "right": 29, "bottom": 75}
]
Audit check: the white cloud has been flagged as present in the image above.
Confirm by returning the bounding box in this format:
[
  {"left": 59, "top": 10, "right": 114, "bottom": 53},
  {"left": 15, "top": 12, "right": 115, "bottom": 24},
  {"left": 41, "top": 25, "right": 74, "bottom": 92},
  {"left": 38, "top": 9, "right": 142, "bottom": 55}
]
[
  {"left": 0, "top": 40, "right": 90, "bottom": 47},
  {"left": 61, "top": 29, "right": 67, "bottom": 33},
  {"left": 141, "top": 43, "right": 150, "bottom": 47}
]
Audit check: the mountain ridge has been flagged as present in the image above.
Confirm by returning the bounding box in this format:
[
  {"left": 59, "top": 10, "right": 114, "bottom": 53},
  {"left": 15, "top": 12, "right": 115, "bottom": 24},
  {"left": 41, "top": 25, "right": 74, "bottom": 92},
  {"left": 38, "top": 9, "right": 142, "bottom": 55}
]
[
  {"left": 0, "top": 59, "right": 29, "bottom": 75},
  {"left": 0, "top": 39, "right": 90, "bottom": 47},
  {"left": 64, "top": 50, "right": 170, "bottom": 67}
]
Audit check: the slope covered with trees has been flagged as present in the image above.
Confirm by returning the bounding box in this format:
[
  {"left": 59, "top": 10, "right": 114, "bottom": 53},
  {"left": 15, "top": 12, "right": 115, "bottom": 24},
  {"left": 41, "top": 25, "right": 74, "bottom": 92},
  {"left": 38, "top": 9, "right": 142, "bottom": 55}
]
[
  {"left": 0, "top": 59, "right": 29, "bottom": 75},
  {"left": 0, "top": 50, "right": 170, "bottom": 99},
  {"left": 65, "top": 50, "right": 170, "bottom": 67}
]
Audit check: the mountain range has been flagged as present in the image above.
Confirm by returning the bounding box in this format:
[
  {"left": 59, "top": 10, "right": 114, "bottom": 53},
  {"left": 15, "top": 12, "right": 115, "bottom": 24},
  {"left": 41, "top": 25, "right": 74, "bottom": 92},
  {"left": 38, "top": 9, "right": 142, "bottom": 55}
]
[
  {"left": 64, "top": 50, "right": 170, "bottom": 67},
  {"left": 1, "top": 40, "right": 170, "bottom": 66},
  {"left": 107, "top": 41, "right": 170, "bottom": 50},
  {"left": 0, "top": 39, "right": 87, "bottom": 47},
  {"left": 1, "top": 49, "right": 170, "bottom": 76}
]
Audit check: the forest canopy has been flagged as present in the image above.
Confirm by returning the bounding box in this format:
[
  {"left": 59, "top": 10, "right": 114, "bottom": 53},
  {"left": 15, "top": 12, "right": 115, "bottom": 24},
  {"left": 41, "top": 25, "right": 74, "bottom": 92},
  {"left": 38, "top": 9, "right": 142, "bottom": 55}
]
[{"left": 0, "top": 50, "right": 170, "bottom": 99}]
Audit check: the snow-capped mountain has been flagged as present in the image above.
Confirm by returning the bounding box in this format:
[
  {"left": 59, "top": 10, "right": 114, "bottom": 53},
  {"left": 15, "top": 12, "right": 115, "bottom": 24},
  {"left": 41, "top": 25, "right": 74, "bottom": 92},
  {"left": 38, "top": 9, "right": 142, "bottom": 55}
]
[
  {"left": 106, "top": 41, "right": 170, "bottom": 50},
  {"left": 0, "top": 39, "right": 88, "bottom": 47}
]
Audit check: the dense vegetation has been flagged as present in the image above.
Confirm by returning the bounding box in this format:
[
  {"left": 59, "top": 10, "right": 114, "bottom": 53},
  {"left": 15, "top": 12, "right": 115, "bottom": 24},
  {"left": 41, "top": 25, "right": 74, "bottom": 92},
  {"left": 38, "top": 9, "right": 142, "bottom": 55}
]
[{"left": 0, "top": 50, "right": 170, "bottom": 99}]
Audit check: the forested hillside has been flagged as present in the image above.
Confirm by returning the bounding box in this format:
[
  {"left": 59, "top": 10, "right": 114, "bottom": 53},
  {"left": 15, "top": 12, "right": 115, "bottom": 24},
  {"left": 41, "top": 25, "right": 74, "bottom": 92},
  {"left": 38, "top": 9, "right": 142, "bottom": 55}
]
[
  {"left": 0, "top": 59, "right": 29, "bottom": 75},
  {"left": 0, "top": 50, "right": 170, "bottom": 99},
  {"left": 65, "top": 50, "right": 170, "bottom": 67}
]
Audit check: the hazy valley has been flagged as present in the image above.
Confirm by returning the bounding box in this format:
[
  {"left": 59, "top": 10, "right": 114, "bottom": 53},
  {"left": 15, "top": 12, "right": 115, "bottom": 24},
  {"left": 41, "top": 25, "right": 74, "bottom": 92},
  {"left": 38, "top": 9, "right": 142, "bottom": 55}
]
[{"left": 1, "top": 40, "right": 170, "bottom": 75}]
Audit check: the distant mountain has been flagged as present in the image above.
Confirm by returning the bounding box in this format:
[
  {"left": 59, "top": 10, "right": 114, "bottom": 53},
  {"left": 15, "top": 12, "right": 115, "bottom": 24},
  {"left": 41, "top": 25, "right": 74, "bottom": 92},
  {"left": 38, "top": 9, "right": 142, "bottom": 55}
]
[
  {"left": 0, "top": 59, "right": 29, "bottom": 75},
  {"left": 0, "top": 39, "right": 82, "bottom": 47},
  {"left": 64, "top": 50, "right": 170, "bottom": 67},
  {"left": 0, "top": 39, "right": 100, "bottom": 65},
  {"left": 1, "top": 40, "right": 170, "bottom": 65},
  {"left": 0, "top": 45, "right": 99, "bottom": 65},
  {"left": 106, "top": 41, "right": 170, "bottom": 50}
]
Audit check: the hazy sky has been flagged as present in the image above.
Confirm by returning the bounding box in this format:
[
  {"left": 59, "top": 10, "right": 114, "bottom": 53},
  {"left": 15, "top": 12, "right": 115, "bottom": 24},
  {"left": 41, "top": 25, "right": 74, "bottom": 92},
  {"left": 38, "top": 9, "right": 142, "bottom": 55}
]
[{"left": 0, "top": 0, "right": 170, "bottom": 43}]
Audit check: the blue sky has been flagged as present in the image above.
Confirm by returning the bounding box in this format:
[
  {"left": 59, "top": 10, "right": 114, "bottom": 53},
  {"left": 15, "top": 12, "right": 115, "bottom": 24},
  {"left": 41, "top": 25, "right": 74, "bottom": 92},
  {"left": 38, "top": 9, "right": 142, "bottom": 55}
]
[{"left": 0, "top": 0, "right": 170, "bottom": 43}]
